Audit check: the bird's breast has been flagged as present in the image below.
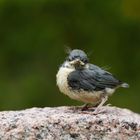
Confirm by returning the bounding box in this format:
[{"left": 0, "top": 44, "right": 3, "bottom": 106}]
[
  {"left": 56, "top": 67, "right": 74, "bottom": 96},
  {"left": 69, "top": 90, "right": 103, "bottom": 104}
]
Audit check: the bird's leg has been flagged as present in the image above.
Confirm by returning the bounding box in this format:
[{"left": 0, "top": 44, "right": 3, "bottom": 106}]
[
  {"left": 93, "top": 96, "right": 108, "bottom": 114},
  {"left": 81, "top": 103, "right": 91, "bottom": 111},
  {"left": 71, "top": 103, "right": 90, "bottom": 111}
]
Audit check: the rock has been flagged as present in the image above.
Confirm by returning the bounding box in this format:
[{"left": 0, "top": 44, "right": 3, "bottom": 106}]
[{"left": 0, "top": 106, "right": 140, "bottom": 140}]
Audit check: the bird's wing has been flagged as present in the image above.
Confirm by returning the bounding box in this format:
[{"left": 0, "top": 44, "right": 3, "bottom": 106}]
[{"left": 68, "top": 64, "right": 122, "bottom": 91}]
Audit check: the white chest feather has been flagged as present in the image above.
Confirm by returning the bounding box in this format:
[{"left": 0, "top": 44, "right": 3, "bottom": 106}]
[{"left": 56, "top": 66, "right": 74, "bottom": 96}]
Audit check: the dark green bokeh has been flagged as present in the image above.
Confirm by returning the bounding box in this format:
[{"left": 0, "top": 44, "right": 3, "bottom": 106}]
[{"left": 0, "top": 0, "right": 140, "bottom": 112}]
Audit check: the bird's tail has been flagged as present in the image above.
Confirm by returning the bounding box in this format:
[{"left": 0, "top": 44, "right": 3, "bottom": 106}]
[{"left": 121, "top": 83, "right": 129, "bottom": 88}]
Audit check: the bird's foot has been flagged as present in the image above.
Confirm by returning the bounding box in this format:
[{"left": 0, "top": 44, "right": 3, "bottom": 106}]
[
  {"left": 91, "top": 96, "right": 109, "bottom": 114},
  {"left": 70, "top": 104, "right": 92, "bottom": 112},
  {"left": 92, "top": 107, "right": 106, "bottom": 114},
  {"left": 81, "top": 103, "right": 91, "bottom": 111},
  {"left": 92, "top": 104, "right": 112, "bottom": 114}
]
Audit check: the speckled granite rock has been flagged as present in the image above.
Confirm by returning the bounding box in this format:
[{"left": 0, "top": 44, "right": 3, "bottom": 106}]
[{"left": 0, "top": 106, "right": 140, "bottom": 140}]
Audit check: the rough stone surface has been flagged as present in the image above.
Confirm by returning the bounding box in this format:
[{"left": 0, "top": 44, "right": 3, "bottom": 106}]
[{"left": 0, "top": 106, "right": 140, "bottom": 140}]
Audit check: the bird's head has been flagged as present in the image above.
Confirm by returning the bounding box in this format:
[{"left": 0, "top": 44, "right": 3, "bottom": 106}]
[{"left": 66, "top": 49, "right": 89, "bottom": 69}]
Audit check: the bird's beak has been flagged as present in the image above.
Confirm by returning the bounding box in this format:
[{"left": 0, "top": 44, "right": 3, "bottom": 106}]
[{"left": 70, "top": 59, "right": 85, "bottom": 66}]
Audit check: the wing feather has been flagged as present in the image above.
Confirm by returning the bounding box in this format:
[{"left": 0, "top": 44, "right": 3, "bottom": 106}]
[{"left": 68, "top": 64, "right": 122, "bottom": 91}]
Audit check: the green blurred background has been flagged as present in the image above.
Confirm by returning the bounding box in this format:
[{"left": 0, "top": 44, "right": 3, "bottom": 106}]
[{"left": 0, "top": 0, "right": 140, "bottom": 113}]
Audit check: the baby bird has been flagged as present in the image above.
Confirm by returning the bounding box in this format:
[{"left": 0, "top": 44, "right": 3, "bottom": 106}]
[{"left": 56, "top": 49, "right": 129, "bottom": 112}]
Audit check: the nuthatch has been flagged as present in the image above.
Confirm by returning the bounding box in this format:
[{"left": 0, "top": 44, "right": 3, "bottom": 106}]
[{"left": 56, "top": 49, "right": 129, "bottom": 112}]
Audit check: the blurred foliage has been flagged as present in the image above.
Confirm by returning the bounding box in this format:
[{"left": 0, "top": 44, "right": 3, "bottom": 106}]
[{"left": 0, "top": 0, "right": 140, "bottom": 113}]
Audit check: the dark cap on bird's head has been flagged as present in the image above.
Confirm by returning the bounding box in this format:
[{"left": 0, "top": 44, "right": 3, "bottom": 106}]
[{"left": 67, "top": 49, "right": 89, "bottom": 68}]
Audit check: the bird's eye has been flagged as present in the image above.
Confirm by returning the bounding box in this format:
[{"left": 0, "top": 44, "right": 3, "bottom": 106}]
[{"left": 81, "top": 58, "right": 88, "bottom": 64}]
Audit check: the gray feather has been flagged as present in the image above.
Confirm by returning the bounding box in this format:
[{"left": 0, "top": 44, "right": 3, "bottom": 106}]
[{"left": 68, "top": 64, "right": 123, "bottom": 91}]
